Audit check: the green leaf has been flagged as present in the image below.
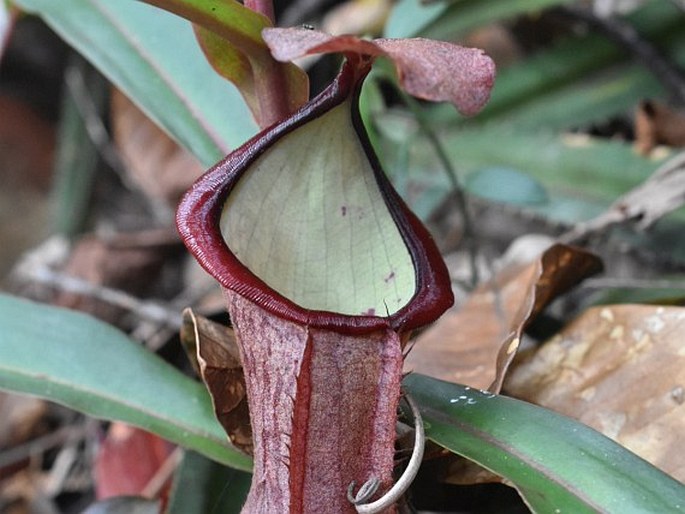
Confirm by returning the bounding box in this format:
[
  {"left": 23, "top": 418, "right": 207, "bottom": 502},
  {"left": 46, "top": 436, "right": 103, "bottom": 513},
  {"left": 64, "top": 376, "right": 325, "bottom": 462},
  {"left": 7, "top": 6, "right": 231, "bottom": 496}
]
[
  {"left": 143, "top": 0, "right": 308, "bottom": 127},
  {"left": 383, "top": 0, "right": 447, "bottom": 39},
  {"left": 468, "top": 2, "right": 685, "bottom": 125},
  {"left": 12, "top": 0, "right": 257, "bottom": 165},
  {"left": 141, "top": 0, "right": 268, "bottom": 53},
  {"left": 0, "top": 293, "right": 252, "bottom": 471},
  {"left": 403, "top": 373, "right": 685, "bottom": 513},
  {"left": 465, "top": 167, "right": 548, "bottom": 206},
  {"left": 167, "top": 451, "right": 251, "bottom": 514},
  {"left": 194, "top": 26, "right": 259, "bottom": 116},
  {"left": 387, "top": 123, "right": 653, "bottom": 226},
  {"left": 386, "top": 0, "right": 571, "bottom": 39},
  {"left": 415, "top": 2, "right": 684, "bottom": 131},
  {"left": 422, "top": 0, "right": 572, "bottom": 42},
  {"left": 51, "top": 56, "right": 106, "bottom": 237}
]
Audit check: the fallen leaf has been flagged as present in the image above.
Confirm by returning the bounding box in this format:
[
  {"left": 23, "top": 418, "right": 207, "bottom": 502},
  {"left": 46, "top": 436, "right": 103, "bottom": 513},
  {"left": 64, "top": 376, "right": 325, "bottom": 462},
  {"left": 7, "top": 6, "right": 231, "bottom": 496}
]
[
  {"left": 182, "top": 310, "right": 252, "bottom": 455},
  {"left": 0, "top": 94, "right": 54, "bottom": 277},
  {"left": 404, "top": 244, "right": 602, "bottom": 392},
  {"left": 111, "top": 90, "right": 205, "bottom": 207},
  {"left": 462, "top": 24, "right": 522, "bottom": 69},
  {"left": 635, "top": 100, "right": 685, "bottom": 155},
  {"left": 54, "top": 230, "right": 179, "bottom": 323},
  {"left": 505, "top": 304, "right": 685, "bottom": 482},
  {"left": 0, "top": 94, "right": 55, "bottom": 191},
  {"left": 95, "top": 423, "right": 174, "bottom": 500},
  {"left": 0, "top": 394, "right": 49, "bottom": 481},
  {"left": 0, "top": 394, "right": 48, "bottom": 450},
  {"left": 0, "top": 468, "right": 51, "bottom": 514},
  {"left": 562, "top": 150, "right": 685, "bottom": 241}
]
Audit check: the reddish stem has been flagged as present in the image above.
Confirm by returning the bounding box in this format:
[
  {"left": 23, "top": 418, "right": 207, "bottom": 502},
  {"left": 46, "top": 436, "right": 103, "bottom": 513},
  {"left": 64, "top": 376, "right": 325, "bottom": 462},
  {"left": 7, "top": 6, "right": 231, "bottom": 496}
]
[
  {"left": 245, "top": 0, "right": 276, "bottom": 25},
  {"left": 253, "top": 58, "right": 296, "bottom": 128},
  {"left": 243, "top": 0, "right": 288, "bottom": 129}
]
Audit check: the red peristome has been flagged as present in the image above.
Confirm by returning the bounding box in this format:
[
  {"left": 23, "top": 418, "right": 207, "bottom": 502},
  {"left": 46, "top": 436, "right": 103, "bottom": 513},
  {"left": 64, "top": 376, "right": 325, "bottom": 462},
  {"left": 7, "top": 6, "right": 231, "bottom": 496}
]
[{"left": 176, "top": 59, "right": 453, "bottom": 335}]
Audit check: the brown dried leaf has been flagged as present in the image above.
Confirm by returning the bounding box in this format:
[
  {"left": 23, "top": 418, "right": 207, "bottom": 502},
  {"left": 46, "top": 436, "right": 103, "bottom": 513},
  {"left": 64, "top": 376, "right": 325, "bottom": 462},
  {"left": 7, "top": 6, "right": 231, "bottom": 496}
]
[
  {"left": 94, "top": 423, "right": 174, "bottom": 500},
  {"left": 182, "top": 309, "right": 252, "bottom": 455},
  {"left": 0, "top": 94, "right": 55, "bottom": 191},
  {"left": 615, "top": 150, "right": 685, "bottom": 229},
  {"left": 0, "top": 394, "right": 47, "bottom": 450},
  {"left": 0, "top": 468, "right": 51, "bottom": 514},
  {"left": 0, "top": 94, "right": 54, "bottom": 277},
  {"left": 262, "top": 28, "right": 495, "bottom": 116},
  {"left": 404, "top": 244, "right": 602, "bottom": 392},
  {"left": 563, "top": 150, "right": 685, "bottom": 240},
  {"left": 111, "top": 90, "right": 205, "bottom": 206},
  {"left": 55, "top": 230, "right": 178, "bottom": 322},
  {"left": 504, "top": 304, "right": 685, "bottom": 482},
  {"left": 635, "top": 100, "right": 685, "bottom": 155}
]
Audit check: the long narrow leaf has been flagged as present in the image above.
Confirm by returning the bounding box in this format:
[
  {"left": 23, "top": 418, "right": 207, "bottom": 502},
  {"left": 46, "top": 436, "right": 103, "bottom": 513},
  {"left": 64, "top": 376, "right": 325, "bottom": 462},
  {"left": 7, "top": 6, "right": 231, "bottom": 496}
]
[
  {"left": 142, "top": 0, "right": 309, "bottom": 127},
  {"left": 141, "top": 0, "right": 268, "bottom": 52},
  {"left": 466, "top": 2, "right": 685, "bottom": 124},
  {"left": 0, "top": 294, "right": 252, "bottom": 471},
  {"left": 386, "top": 0, "right": 570, "bottom": 39},
  {"left": 167, "top": 451, "right": 250, "bottom": 514},
  {"left": 13, "top": 0, "right": 257, "bottom": 165},
  {"left": 403, "top": 373, "right": 685, "bottom": 513},
  {"left": 415, "top": 1, "right": 684, "bottom": 130}
]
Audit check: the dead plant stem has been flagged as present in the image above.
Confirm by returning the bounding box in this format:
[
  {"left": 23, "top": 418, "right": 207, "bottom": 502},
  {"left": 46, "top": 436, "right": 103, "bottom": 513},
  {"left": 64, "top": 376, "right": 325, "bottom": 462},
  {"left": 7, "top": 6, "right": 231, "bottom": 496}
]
[{"left": 20, "top": 265, "right": 183, "bottom": 330}]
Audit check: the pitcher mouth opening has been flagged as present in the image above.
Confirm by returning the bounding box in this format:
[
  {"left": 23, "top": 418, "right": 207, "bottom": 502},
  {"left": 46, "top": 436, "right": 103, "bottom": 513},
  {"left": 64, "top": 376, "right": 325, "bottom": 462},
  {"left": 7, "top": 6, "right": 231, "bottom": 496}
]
[{"left": 176, "top": 59, "right": 453, "bottom": 335}]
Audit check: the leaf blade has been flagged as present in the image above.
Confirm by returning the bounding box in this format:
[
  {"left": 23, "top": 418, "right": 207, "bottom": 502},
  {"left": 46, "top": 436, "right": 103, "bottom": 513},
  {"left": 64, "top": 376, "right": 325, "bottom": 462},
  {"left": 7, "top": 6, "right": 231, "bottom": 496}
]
[
  {"left": 385, "top": 0, "right": 571, "bottom": 39},
  {"left": 167, "top": 451, "right": 250, "bottom": 514},
  {"left": 0, "top": 294, "right": 252, "bottom": 471},
  {"left": 403, "top": 373, "right": 685, "bottom": 513},
  {"left": 13, "top": 0, "right": 257, "bottom": 165}
]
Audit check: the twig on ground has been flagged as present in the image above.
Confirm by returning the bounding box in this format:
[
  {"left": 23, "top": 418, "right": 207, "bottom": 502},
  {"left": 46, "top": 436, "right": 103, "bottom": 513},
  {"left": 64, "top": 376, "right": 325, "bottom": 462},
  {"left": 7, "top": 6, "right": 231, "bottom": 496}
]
[
  {"left": 0, "top": 424, "right": 90, "bottom": 470},
  {"left": 141, "top": 447, "right": 184, "bottom": 499},
  {"left": 561, "top": 151, "right": 685, "bottom": 244},
  {"left": 16, "top": 263, "right": 183, "bottom": 331}
]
